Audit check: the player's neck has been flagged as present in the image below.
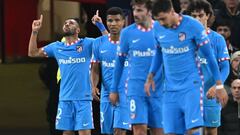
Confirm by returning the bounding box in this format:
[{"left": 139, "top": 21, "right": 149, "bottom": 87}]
[
  {"left": 65, "top": 36, "right": 79, "bottom": 45},
  {"left": 108, "top": 34, "right": 119, "bottom": 44},
  {"left": 171, "top": 13, "right": 182, "bottom": 29},
  {"left": 109, "top": 33, "right": 119, "bottom": 41},
  {"left": 142, "top": 17, "right": 153, "bottom": 29},
  {"left": 205, "top": 27, "right": 211, "bottom": 35},
  {"left": 137, "top": 17, "right": 154, "bottom": 32}
]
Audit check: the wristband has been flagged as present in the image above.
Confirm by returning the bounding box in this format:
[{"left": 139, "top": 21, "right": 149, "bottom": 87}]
[
  {"left": 32, "top": 31, "right": 38, "bottom": 35},
  {"left": 216, "top": 84, "right": 224, "bottom": 90},
  {"left": 95, "top": 22, "right": 106, "bottom": 32}
]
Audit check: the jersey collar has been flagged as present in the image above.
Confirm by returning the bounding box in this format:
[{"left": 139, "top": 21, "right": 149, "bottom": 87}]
[
  {"left": 136, "top": 20, "right": 154, "bottom": 32},
  {"left": 65, "top": 38, "right": 80, "bottom": 46},
  {"left": 172, "top": 14, "right": 183, "bottom": 29},
  {"left": 206, "top": 28, "right": 211, "bottom": 35},
  {"left": 108, "top": 34, "right": 119, "bottom": 44}
]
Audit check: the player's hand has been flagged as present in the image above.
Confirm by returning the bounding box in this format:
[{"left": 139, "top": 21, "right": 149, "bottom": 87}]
[
  {"left": 144, "top": 73, "right": 155, "bottom": 96},
  {"left": 206, "top": 86, "right": 216, "bottom": 99},
  {"left": 109, "top": 93, "right": 119, "bottom": 106},
  {"left": 91, "top": 10, "right": 103, "bottom": 25},
  {"left": 32, "top": 14, "right": 43, "bottom": 32},
  {"left": 216, "top": 88, "right": 228, "bottom": 107},
  {"left": 92, "top": 87, "right": 100, "bottom": 101}
]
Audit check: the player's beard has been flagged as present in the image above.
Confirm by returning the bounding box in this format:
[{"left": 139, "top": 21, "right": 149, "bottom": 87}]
[{"left": 63, "top": 31, "right": 75, "bottom": 37}]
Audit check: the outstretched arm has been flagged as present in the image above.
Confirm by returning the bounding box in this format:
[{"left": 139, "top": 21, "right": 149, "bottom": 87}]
[
  {"left": 91, "top": 10, "right": 108, "bottom": 35},
  {"left": 28, "top": 15, "right": 45, "bottom": 57}
]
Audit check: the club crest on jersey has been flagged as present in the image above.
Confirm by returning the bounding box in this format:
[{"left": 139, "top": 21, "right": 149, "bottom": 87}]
[
  {"left": 178, "top": 32, "right": 186, "bottom": 41},
  {"left": 131, "top": 113, "right": 136, "bottom": 119},
  {"left": 76, "top": 45, "right": 83, "bottom": 52}
]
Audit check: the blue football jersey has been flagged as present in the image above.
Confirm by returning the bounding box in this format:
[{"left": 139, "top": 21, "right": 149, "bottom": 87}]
[
  {"left": 92, "top": 35, "right": 128, "bottom": 102},
  {"left": 153, "top": 15, "right": 211, "bottom": 92},
  {"left": 115, "top": 21, "right": 163, "bottom": 97},
  {"left": 43, "top": 38, "right": 94, "bottom": 101},
  {"left": 199, "top": 29, "right": 230, "bottom": 106}
]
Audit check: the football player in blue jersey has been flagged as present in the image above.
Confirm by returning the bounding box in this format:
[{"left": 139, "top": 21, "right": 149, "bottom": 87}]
[
  {"left": 28, "top": 13, "right": 106, "bottom": 135},
  {"left": 91, "top": 7, "right": 131, "bottom": 135},
  {"left": 187, "top": 0, "right": 230, "bottom": 135},
  {"left": 111, "top": 0, "right": 164, "bottom": 135},
  {"left": 145, "top": 0, "right": 228, "bottom": 135}
]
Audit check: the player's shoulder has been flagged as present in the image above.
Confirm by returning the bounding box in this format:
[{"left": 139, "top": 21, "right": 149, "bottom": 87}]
[
  {"left": 96, "top": 34, "right": 108, "bottom": 41},
  {"left": 82, "top": 37, "right": 95, "bottom": 43},
  {"left": 80, "top": 37, "right": 96, "bottom": 47},
  {"left": 153, "top": 21, "right": 165, "bottom": 30},
  {"left": 47, "top": 41, "right": 63, "bottom": 47},
  {"left": 209, "top": 29, "right": 224, "bottom": 40},
  {"left": 122, "top": 23, "right": 138, "bottom": 33},
  {"left": 182, "top": 15, "right": 202, "bottom": 26},
  {"left": 210, "top": 30, "right": 223, "bottom": 38},
  {"left": 182, "top": 15, "right": 196, "bottom": 22},
  {"left": 94, "top": 35, "right": 108, "bottom": 45}
]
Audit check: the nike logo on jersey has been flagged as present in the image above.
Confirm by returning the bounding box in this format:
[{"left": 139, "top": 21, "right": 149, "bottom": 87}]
[
  {"left": 191, "top": 119, "right": 199, "bottom": 123},
  {"left": 100, "top": 50, "right": 107, "bottom": 53},
  {"left": 83, "top": 123, "right": 89, "bottom": 126},
  {"left": 122, "top": 122, "right": 129, "bottom": 125},
  {"left": 211, "top": 120, "right": 219, "bottom": 124},
  {"left": 58, "top": 49, "right": 63, "bottom": 52},
  {"left": 159, "top": 35, "right": 166, "bottom": 39},
  {"left": 132, "top": 39, "right": 140, "bottom": 43}
]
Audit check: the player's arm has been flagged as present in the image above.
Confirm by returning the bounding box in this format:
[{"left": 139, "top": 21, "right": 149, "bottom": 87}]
[
  {"left": 91, "top": 10, "right": 108, "bottom": 35},
  {"left": 110, "top": 54, "right": 125, "bottom": 105},
  {"left": 195, "top": 22, "right": 228, "bottom": 107},
  {"left": 207, "top": 36, "right": 230, "bottom": 98},
  {"left": 110, "top": 29, "right": 128, "bottom": 96},
  {"left": 217, "top": 36, "right": 230, "bottom": 83},
  {"left": 28, "top": 15, "right": 46, "bottom": 57},
  {"left": 218, "top": 61, "right": 230, "bottom": 82},
  {"left": 145, "top": 45, "right": 163, "bottom": 96},
  {"left": 200, "top": 43, "right": 228, "bottom": 107},
  {"left": 91, "top": 62, "right": 100, "bottom": 101},
  {"left": 90, "top": 39, "right": 101, "bottom": 101}
]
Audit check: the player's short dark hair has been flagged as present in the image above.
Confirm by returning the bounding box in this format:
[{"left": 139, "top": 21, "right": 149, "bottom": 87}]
[
  {"left": 67, "top": 18, "right": 80, "bottom": 26},
  {"left": 186, "top": 0, "right": 213, "bottom": 17},
  {"left": 107, "top": 7, "right": 125, "bottom": 19},
  {"left": 130, "top": 0, "right": 152, "bottom": 11},
  {"left": 152, "top": 0, "right": 173, "bottom": 17}
]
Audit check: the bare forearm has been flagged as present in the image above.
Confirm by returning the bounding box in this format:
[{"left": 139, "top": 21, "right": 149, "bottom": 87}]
[
  {"left": 91, "top": 64, "right": 100, "bottom": 88},
  {"left": 28, "top": 31, "right": 40, "bottom": 57},
  {"left": 91, "top": 73, "right": 99, "bottom": 88}
]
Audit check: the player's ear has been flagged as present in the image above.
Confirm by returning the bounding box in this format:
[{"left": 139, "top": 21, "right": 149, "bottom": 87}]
[
  {"left": 122, "top": 19, "right": 126, "bottom": 27},
  {"left": 76, "top": 27, "right": 80, "bottom": 34},
  {"left": 148, "top": 10, "right": 152, "bottom": 16}
]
